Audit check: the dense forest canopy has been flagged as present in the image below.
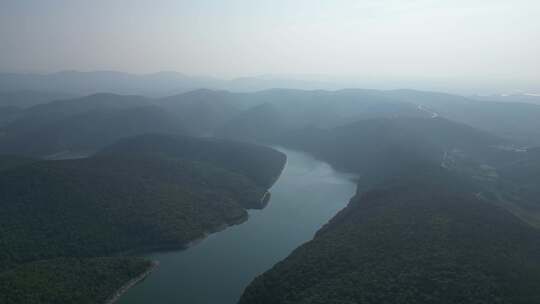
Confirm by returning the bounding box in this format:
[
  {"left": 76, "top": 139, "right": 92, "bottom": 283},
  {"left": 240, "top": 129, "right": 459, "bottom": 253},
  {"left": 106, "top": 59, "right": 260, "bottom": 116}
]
[
  {"left": 0, "top": 134, "right": 285, "bottom": 303},
  {"left": 239, "top": 170, "right": 540, "bottom": 304}
]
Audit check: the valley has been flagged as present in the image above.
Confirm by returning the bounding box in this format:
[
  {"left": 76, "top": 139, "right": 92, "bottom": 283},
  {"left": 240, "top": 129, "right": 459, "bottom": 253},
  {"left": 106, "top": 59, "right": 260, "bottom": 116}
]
[
  {"left": 1, "top": 87, "right": 540, "bottom": 304},
  {"left": 2, "top": 2, "right": 539, "bottom": 303},
  {"left": 117, "top": 148, "right": 356, "bottom": 304}
]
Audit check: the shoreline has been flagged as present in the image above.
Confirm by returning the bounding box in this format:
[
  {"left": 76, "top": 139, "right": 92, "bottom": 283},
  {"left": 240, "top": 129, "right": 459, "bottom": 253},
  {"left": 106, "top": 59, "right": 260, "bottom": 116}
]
[
  {"left": 180, "top": 211, "right": 249, "bottom": 250},
  {"left": 256, "top": 191, "right": 272, "bottom": 209},
  {"left": 118, "top": 186, "right": 276, "bottom": 257},
  {"left": 105, "top": 176, "right": 284, "bottom": 302},
  {"left": 104, "top": 260, "right": 160, "bottom": 304}
]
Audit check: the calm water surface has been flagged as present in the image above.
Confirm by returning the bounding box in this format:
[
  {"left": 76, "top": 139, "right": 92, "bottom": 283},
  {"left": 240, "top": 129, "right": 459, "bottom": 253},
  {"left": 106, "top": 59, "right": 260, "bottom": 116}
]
[{"left": 118, "top": 147, "right": 356, "bottom": 304}]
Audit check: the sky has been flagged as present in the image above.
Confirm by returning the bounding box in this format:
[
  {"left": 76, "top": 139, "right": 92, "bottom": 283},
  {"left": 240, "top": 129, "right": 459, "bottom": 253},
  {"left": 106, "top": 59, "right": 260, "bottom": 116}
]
[{"left": 1, "top": 0, "right": 539, "bottom": 93}]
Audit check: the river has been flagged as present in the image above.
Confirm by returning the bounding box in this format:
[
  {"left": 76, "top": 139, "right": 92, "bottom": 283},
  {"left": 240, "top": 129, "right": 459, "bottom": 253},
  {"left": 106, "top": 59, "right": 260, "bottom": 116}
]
[{"left": 117, "top": 147, "right": 357, "bottom": 304}]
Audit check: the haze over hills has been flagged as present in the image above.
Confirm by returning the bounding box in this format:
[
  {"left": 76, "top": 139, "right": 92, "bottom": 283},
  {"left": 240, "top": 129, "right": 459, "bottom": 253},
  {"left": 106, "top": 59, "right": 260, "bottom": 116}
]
[
  {"left": 5, "top": 71, "right": 540, "bottom": 102},
  {"left": 213, "top": 89, "right": 540, "bottom": 147},
  {"left": 0, "top": 71, "right": 343, "bottom": 98},
  {"left": 279, "top": 117, "right": 504, "bottom": 176},
  {"left": 0, "top": 85, "right": 539, "bottom": 304},
  {"left": 2, "top": 1, "right": 539, "bottom": 303},
  {"left": 0, "top": 71, "right": 220, "bottom": 97},
  {"left": 2, "top": 87, "right": 540, "bottom": 158},
  {"left": 2, "top": 71, "right": 540, "bottom": 148},
  {"left": 472, "top": 93, "right": 540, "bottom": 105},
  {"left": 0, "top": 90, "right": 76, "bottom": 108}
]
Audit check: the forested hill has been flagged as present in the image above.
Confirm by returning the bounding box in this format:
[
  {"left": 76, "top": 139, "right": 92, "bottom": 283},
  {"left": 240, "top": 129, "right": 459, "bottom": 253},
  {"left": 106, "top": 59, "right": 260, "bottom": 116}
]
[
  {"left": 279, "top": 117, "right": 506, "bottom": 186},
  {"left": 0, "top": 90, "right": 76, "bottom": 108},
  {"left": 98, "top": 134, "right": 286, "bottom": 188},
  {"left": 0, "top": 134, "right": 286, "bottom": 268},
  {"left": 2, "top": 88, "right": 539, "bottom": 158},
  {"left": 238, "top": 115, "right": 540, "bottom": 304},
  {"left": 0, "top": 93, "right": 185, "bottom": 157},
  {"left": 5, "top": 93, "right": 150, "bottom": 131},
  {"left": 210, "top": 88, "right": 540, "bottom": 146},
  {"left": 239, "top": 170, "right": 540, "bottom": 304},
  {"left": 278, "top": 116, "right": 540, "bottom": 227},
  {"left": 0, "top": 258, "right": 153, "bottom": 304},
  {"left": 1, "top": 106, "right": 186, "bottom": 157},
  {"left": 0, "top": 134, "right": 285, "bottom": 303}
]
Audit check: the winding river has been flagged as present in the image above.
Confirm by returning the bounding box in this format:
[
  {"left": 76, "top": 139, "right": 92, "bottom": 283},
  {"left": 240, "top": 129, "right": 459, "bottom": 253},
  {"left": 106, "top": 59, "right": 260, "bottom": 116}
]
[{"left": 118, "top": 147, "right": 357, "bottom": 304}]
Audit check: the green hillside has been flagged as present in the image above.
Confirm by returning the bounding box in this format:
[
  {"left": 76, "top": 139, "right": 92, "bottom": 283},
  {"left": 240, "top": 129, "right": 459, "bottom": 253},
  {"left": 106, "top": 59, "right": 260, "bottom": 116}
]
[
  {"left": 0, "top": 105, "right": 185, "bottom": 157},
  {"left": 0, "top": 134, "right": 286, "bottom": 303},
  {"left": 0, "top": 258, "right": 152, "bottom": 304},
  {"left": 239, "top": 171, "right": 540, "bottom": 304}
]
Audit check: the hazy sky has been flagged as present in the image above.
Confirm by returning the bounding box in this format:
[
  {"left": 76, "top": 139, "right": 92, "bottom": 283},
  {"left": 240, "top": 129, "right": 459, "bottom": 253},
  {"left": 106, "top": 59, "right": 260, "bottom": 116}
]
[{"left": 1, "top": 0, "right": 539, "bottom": 91}]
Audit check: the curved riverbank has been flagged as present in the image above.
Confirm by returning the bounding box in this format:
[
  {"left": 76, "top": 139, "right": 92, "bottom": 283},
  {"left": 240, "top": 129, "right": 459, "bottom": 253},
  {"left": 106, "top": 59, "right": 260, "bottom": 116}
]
[
  {"left": 104, "top": 167, "right": 285, "bottom": 302},
  {"left": 117, "top": 147, "right": 356, "bottom": 304},
  {"left": 105, "top": 261, "right": 160, "bottom": 304},
  {"left": 119, "top": 191, "right": 282, "bottom": 260}
]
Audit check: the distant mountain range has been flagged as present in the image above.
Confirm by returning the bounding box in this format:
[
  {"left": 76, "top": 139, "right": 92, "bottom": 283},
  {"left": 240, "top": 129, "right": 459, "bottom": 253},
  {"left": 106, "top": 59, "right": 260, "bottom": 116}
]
[
  {"left": 471, "top": 93, "right": 540, "bottom": 105},
  {"left": 2, "top": 87, "right": 540, "bottom": 159},
  {"left": 3, "top": 71, "right": 540, "bottom": 102},
  {"left": 0, "top": 71, "right": 341, "bottom": 97}
]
